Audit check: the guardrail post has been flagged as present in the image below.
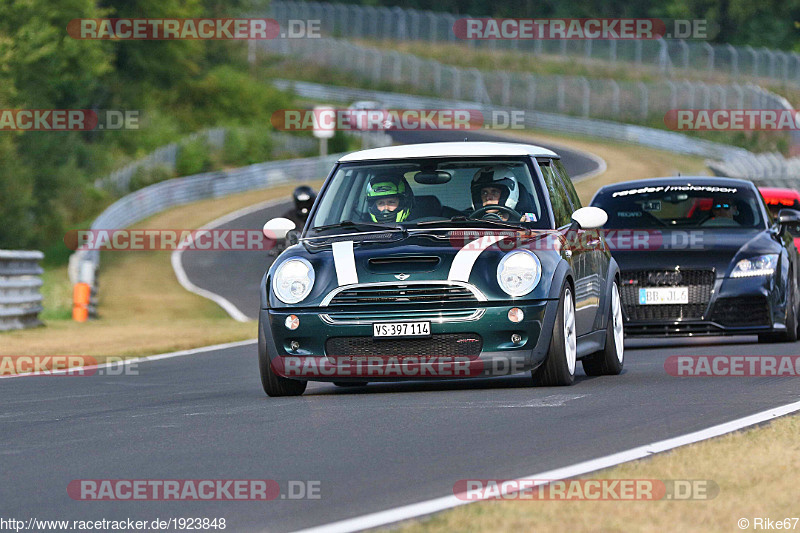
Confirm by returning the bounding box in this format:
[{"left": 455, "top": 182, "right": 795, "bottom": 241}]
[
  {"left": 581, "top": 77, "right": 590, "bottom": 117},
  {"left": 638, "top": 82, "right": 648, "bottom": 120},
  {"left": 0, "top": 250, "right": 45, "bottom": 331},
  {"left": 526, "top": 75, "right": 537, "bottom": 110}
]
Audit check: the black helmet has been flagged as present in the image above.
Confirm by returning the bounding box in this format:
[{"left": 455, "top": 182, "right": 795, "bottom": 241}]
[{"left": 293, "top": 186, "right": 316, "bottom": 218}]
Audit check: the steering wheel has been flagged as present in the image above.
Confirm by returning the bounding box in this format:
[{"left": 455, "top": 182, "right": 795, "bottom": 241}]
[{"left": 469, "top": 205, "right": 522, "bottom": 221}]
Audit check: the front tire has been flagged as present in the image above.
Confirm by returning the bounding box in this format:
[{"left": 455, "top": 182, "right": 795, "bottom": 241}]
[
  {"left": 258, "top": 322, "right": 307, "bottom": 397},
  {"left": 532, "top": 282, "right": 577, "bottom": 386},
  {"left": 759, "top": 276, "right": 799, "bottom": 344},
  {"left": 583, "top": 281, "right": 624, "bottom": 376}
]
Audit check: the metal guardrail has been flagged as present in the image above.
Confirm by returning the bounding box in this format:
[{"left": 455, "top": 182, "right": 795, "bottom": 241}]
[
  {"left": 0, "top": 250, "right": 44, "bottom": 331},
  {"left": 275, "top": 78, "right": 800, "bottom": 187},
  {"left": 269, "top": 0, "right": 800, "bottom": 86},
  {"left": 68, "top": 132, "right": 393, "bottom": 307},
  {"left": 707, "top": 153, "right": 800, "bottom": 188},
  {"left": 259, "top": 37, "right": 789, "bottom": 125},
  {"left": 273, "top": 79, "right": 750, "bottom": 161}
]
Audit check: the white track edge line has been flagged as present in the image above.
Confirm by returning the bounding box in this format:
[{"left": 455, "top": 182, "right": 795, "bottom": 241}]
[
  {"left": 171, "top": 197, "right": 291, "bottom": 322},
  {"left": 290, "top": 398, "right": 800, "bottom": 533},
  {"left": 0, "top": 339, "right": 257, "bottom": 380}
]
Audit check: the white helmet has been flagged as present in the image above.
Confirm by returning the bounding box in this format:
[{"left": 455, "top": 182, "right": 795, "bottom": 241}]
[{"left": 471, "top": 165, "right": 519, "bottom": 211}]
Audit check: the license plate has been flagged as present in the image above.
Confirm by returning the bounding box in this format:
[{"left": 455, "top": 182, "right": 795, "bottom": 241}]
[
  {"left": 372, "top": 321, "right": 431, "bottom": 338},
  {"left": 639, "top": 287, "right": 689, "bottom": 305}
]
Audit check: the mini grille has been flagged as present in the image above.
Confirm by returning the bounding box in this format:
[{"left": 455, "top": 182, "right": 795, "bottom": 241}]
[
  {"left": 325, "top": 333, "right": 483, "bottom": 358},
  {"left": 328, "top": 284, "right": 477, "bottom": 306}
]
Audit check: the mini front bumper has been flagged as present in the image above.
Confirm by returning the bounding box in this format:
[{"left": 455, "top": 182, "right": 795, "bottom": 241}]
[{"left": 259, "top": 300, "right": 560, "bottom": 381}]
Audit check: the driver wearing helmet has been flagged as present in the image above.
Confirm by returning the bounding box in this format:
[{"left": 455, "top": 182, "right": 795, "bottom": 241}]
[
  {"left": 470, "top": 165, "right": 527, "bottom": 221},
  {"left": 365, "top": 174, "right": 413, "bottom": 223}
]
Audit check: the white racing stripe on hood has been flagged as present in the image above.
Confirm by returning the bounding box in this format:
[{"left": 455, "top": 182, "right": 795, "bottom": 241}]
[
  {"left": 447, "top": 235, "right": 507, "bottom": 282},
  {"left": 332, "top": 240, "right": 358, "bottom": 286}
]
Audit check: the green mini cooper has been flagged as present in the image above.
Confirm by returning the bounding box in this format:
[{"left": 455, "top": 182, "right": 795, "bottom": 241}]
[{"left": 258, "top": 142, "right": 624, "bottom": 396}]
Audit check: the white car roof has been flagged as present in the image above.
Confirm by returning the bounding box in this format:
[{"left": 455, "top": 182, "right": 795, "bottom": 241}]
[{"left": 338, "top": 141, "right": 559, "bottom": 162}]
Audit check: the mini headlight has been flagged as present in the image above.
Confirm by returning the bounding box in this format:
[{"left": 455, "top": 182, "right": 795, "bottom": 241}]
[
  {"left": 497, "top": 250, "right": 541, "bottom": 297},
  {"left": 273, "top": 257, "right": 315, "bottom": 304},
  {"left": 730, "top": 254, "right": 778, "bottom": 278}
]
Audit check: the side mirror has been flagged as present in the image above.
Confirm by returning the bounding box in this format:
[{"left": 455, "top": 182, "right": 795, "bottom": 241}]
[
  {"left": 263, "top": 217, "right": 297, "bottom": 241},
  {"left": 777, "top": 209, "right": 800, "bottom": 238},
  {"left": 778, "top": 209, "right": 800, "bottom": 225},
  {"left": 570, "top": 206, "right": 608, "bottom": 230}
]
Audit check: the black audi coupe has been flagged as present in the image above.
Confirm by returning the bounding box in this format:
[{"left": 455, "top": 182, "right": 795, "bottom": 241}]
[{"left": 591, "top": 177, "right": 800, "bottom": 342}]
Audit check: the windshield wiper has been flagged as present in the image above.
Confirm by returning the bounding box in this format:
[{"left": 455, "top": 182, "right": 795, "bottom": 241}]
[
  {"left": 311, "top": 220, "right": 404, "bottom": 233},
  {"left": 415, "top": 216, "right": 523, "bottom": 230}
]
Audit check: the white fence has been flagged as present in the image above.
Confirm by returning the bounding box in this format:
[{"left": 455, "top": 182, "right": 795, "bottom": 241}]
[
  {"left": 268, "top": 1, "right": 800, "bottom": 85},
  {"left": 0, "top": 250, "right": 44, "bottom": 331},
  {"left": 258, "top": 37, "right": 791, "bottom": 125}
]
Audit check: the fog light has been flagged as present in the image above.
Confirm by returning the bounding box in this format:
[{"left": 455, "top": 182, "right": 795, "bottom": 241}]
[
  {"left": 511, "top": 333, "right": 522, "bottom": 345},
  {"left": 508, "top": 308, "right": 524, "bottom": 323},
  {"left": 285, "top": 315, "right": 299, "bottom": 330},
  {"left": 290, "top": 340, "right": 300, "bottom": 351}
]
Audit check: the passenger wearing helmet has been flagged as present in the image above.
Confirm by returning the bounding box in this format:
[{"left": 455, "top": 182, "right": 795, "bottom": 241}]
[
  {"left": 365, "top": 175, "right": 413, "bottom": 223},
  {"left": 470, "top": 165, "right": 522, "bottom": 221}
]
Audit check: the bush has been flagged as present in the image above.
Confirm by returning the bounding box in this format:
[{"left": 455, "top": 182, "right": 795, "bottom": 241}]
[
  {"left": 222, "top": 127, "right": 274, "bottom": 166},
  {"left": 175, "top": 138, "right": 212, "bottom": 176},
  {"left": 128, "top": 164, "right": 175, "bottom": 191}
]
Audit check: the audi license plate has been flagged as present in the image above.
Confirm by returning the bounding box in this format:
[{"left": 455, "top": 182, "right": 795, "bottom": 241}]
[
  {"left": 373, "top": 321, "right": 431, "bottom": 338},
  {"left": 639, "top": 287, "right": 689, "bottom": 305}
]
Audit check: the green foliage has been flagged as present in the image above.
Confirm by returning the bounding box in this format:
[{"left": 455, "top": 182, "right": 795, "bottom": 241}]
[
  {"left": 328, "top": 129, "right": 351, "bottom": 154},
  {"left": 0, "top": 0, "right": 296, "bottom": 252},
  {"left": 128, "top": 165, "right": 176, "bottom": 190},
  {"left": 176, "top": 137, "right": 213, "bottom": 176},
  {"left": 222, "top": 127, "right": 276, "bottom": 166}
]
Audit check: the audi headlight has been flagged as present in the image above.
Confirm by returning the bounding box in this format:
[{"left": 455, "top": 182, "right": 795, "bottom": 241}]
[
  {"left": 272, "top": 257, "right": 315, "bottom": 304},
  {"left": 497, "top": 250, "right": 541, "bottom": 297},
  {"left": 731, "top": 254, "right": 778, "bottom": 278}
]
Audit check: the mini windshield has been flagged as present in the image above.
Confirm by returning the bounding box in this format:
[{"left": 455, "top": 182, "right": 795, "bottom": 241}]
[
  {"left": 308, "top": 157, "right": 551, "bottom": 234},
  {"left": 592, "top": 184, "right": 767, "bottom": 229}
]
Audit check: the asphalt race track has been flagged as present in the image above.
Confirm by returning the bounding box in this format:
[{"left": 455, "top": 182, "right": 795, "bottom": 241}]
[
  {"left": 3, "top": 338, "right": 799, "bottom": 532},
  {"left": 3, "top": 133, "right": 799, "bottom": 533}
]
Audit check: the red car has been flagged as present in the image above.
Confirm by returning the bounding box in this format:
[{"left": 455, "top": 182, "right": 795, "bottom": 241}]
[{"left": 759, "top": 187, "right": 800, "bottom": 249}]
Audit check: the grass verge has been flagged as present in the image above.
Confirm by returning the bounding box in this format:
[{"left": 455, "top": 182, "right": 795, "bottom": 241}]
[{"left": 397, "top": 413, "right": 800, "bottom": 532}]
